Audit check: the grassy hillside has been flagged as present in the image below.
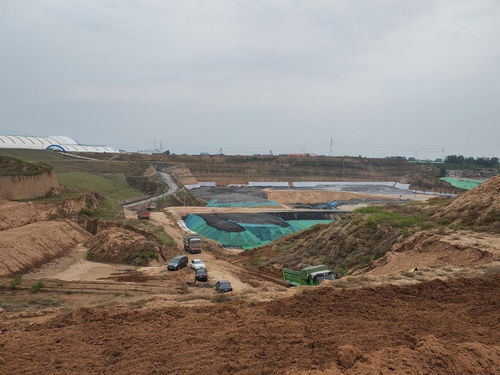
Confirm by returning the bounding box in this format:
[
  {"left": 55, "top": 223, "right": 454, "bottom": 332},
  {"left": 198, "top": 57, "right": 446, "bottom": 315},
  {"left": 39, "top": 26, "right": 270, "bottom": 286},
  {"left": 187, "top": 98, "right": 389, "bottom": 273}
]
[
  {"left": 247, "top": 202, "right": 442, "bottom": 275},
  {"left": 0, "top": 156, "right": 53, "bottom": 176},
  {"left": 58, "top": 172, "right": 145, "bottom": 220},
  {"left": 246, "top": 177, "right": 499, "bottom": 275}
]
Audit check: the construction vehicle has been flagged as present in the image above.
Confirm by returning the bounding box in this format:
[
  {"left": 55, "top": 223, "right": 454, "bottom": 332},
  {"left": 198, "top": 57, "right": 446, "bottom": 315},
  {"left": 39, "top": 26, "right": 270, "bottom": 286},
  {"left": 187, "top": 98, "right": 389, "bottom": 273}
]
[
  {"left": 282, "top": 265, "right": 335, "bottom": 286},
  {"left": 183, "top": 235, "right": 202, "bottom": 254},
  {"left": 138, "top": 211, "right": 151, "bottom": 220},
  {"left": 146, "top": 202, "right": 157, "bottom": 211}
]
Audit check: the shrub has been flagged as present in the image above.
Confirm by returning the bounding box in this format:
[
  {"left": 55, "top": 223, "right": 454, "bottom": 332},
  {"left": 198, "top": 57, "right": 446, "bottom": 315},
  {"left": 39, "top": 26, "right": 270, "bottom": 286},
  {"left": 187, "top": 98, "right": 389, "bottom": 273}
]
[
  {"left": 31, "top": 281, "right": 45, "bottom": 293},
  {"left": 10, "top": 275, "right": 21, "bottom": 289},
  {"left": 79, "top": 208, "right": 96, "bottom": 217}
]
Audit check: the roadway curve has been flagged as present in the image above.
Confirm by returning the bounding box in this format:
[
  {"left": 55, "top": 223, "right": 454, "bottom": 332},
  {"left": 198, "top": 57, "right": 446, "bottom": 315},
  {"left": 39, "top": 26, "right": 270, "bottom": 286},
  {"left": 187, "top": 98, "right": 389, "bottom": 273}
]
[{"left": 123, "top": 171, "right": 180, "bottom": 210}]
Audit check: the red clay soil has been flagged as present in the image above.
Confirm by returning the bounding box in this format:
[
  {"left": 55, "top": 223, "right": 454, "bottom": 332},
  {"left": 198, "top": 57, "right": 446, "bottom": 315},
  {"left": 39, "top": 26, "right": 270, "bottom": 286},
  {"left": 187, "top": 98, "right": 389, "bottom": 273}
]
[{"left": 1, "top": 277, "right": 499, "bottom": 375}]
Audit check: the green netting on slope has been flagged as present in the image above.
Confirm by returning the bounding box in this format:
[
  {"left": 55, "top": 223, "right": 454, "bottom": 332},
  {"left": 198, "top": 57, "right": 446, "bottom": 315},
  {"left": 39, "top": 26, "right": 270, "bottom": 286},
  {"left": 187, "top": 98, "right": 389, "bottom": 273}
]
[
  {"left": 184, "top": 215, "right": 333, "bottom": 249},
  {"left": 440, "top": 177, "right": 486, "bottom": 190},
  {"left": 184, "top": 214, "right": 262, "bottom": 248},
  {"left": 206, "top": 199, "right": 280, "bottom": 207},
  {"left": 286, "top": 220, "right": 333, "bottom": 231}
]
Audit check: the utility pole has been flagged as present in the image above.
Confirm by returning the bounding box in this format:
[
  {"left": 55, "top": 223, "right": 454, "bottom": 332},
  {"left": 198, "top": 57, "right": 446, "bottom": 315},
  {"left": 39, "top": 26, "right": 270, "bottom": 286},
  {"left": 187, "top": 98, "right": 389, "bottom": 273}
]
[{"left": 330, "top": 137, "right": 333, "bottom": 156}]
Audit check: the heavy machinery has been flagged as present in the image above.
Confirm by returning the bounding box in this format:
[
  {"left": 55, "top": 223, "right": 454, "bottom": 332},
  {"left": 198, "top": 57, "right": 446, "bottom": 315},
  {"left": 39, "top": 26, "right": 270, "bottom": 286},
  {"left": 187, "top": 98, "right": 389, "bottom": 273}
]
[
  {"left": 183, "top": 234, "right": 202, "bottom": 254},
  {"left": 282, "top": 265, "right": 335, "bottom": 286}
]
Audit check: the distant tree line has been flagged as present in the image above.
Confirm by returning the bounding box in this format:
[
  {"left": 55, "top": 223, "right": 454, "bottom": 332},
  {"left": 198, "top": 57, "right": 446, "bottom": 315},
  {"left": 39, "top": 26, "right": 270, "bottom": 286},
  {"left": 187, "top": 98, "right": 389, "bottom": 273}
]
[{"left": 444, "top": 155, "right": 499, "bottom": 167}]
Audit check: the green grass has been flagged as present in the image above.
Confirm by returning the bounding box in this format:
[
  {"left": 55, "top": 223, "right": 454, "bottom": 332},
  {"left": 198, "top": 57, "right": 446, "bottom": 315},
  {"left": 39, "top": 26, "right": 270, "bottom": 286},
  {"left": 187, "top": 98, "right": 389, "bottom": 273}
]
[
  {"left": 31, "top": 281, "right": 45, "bottom": 293},
  {"left": 58, "top": 172, "right": 143, "bottom": 202},
  {"left": 0, "top": 156, "right": 53, "bottom": 176},
  {"left": 354, "top": 206, "right": 430, "bottom": 229},
  {"left": 276, "top": 241, "right": 297, "bottom": 252},
  {"left": 125, "top": 219, "right": 174, "bottom": 246},
  {"left": 0, "top": 149, "right": 70, "bottom": 162},
  {"left": 10, "top": 275, "right": 22, "bottom": 289},
  {"left": 58, "top": 172, "right": 144, "bottom": 220},
  {"left": 150, "top": 226, "right": 174, "bottom": 246}
]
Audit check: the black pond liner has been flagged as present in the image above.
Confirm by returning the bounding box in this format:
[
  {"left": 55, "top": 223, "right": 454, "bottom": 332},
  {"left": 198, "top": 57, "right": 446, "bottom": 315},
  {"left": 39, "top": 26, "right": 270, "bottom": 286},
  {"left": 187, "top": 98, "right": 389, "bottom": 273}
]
[
  {"left": 198, "top": 214, "right": 245, "bottom": 232},
  {"left": 220, "top": 213, "right": 289, "bottom": 227},
  {"left": 197, "top": 211, "right": 337, "bottom": 233}
]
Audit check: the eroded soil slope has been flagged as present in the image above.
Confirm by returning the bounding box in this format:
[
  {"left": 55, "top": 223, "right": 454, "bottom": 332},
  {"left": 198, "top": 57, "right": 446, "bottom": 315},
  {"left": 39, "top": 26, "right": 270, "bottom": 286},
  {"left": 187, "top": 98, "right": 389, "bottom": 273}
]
[
  {"left": 434, "top": 175, "right": 500, "bottom": 231},
  {"left": 0, "top": 220, "right": 89, "bottom": 276},
  {"left": 85, "top": 226, "right": 176, "bottom": 266},
  {"left": 1, "top": 277, "right": 498, "bottom": 375}
]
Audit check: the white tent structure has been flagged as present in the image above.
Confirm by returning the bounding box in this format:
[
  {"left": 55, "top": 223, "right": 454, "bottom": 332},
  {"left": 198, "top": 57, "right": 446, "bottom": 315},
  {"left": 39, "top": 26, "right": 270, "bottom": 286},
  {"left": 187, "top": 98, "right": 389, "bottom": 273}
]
[{"left": 0, "top": 135, "right": 120, "bottom": 153}]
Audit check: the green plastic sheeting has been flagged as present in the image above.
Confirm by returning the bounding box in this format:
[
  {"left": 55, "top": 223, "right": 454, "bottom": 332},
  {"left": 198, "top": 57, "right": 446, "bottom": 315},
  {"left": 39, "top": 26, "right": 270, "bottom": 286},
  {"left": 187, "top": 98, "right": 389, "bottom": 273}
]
[
  {"left": 206, "top": 199, "right": 280, "bottom": 207},
  {"left": 441, "top": 177, "right": 486, "bottom": 190},
  {"left": 184, "top": 214, "right": 332, "bottom": 249}
]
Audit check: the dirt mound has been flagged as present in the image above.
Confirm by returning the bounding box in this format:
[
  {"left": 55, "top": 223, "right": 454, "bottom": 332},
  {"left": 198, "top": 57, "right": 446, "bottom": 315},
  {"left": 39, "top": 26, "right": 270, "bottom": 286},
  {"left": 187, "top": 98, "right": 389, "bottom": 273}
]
[
  {"left": 245, "top": 212, "right": 404, "bottom": 275},
  {"left": 294, "top": 335, "right": 500, "bottom": 374},
  {"left": 1, "top": 277, "right": 498, "bottom": 374},
  {"left": 85, "top": 227, "right": 174, "bottom": 266},
  {"left": 366, "top": 230, "right": 498, "bottom": 275},
  {"left": 434, "top": 175, "right": 500, "bottom": 232},
  {"left": 167, "top": 165, "right": 198, "bottom": 185},
  {"left": 0, "top": 220, "right": 89, "bottom": 277},
  {"left": 265, "top": 189, "right": 398, "bottom": 204}
]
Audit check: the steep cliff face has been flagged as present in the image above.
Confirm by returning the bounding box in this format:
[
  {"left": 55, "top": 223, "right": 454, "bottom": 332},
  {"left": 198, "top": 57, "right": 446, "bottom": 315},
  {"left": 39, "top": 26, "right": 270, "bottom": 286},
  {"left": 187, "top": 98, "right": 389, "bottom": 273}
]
[
  {"left": 0, "top": 193, "right": 101, "bottom": 276},
  {"left": 0, "top": 192, "right": 101, "bottom": 231},
  {"left": 0, "top": 170, "right": 60, "bottom": 200},
  {"left": 0, "top": 220, "right": 89, "bottom": 277}
]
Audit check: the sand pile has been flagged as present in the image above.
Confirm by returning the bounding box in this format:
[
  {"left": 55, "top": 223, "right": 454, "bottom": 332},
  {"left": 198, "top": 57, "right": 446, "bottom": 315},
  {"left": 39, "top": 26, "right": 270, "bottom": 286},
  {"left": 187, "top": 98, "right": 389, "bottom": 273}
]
[
  {"left": 265, "top": 189, "right": 398, "bottom": 204},
  {"left": 85, "top": 227, "right": 174, "bottom": 266},
  {"left": 434, "top": 175, "right": 500, "bottom": 231}
]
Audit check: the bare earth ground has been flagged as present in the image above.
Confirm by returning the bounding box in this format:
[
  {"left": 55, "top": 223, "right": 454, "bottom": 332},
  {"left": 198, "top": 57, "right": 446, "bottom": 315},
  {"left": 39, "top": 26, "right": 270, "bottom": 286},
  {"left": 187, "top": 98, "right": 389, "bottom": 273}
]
[
  {"left": 1, "top": 276, "right": 498, "bottom": 375},
  {"left": 1, "top": 182, "right": 498, "bottom": 374}
]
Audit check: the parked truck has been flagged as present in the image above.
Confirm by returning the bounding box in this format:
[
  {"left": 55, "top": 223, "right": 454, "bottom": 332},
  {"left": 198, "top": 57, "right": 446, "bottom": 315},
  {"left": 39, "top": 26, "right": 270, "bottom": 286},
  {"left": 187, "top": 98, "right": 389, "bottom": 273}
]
[
  {"left": 282, "top": 265, "right": 335, "bottom": 286},
  {"left": 138, "top": 211, "right": 151, "bottom": 220},
  {"left": 183, "top": 235, "right": 202, "bottom": 254}
]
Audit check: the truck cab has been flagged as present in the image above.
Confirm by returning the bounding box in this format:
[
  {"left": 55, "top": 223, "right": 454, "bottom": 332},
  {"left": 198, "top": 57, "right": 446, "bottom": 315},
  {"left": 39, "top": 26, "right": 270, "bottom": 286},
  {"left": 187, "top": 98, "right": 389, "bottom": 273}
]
[
  {"left": 183, "top": 235, "right": 202, "bottom": 254},
  {"left": 307, "top": 269, "right": 335, "bottom": 285}
]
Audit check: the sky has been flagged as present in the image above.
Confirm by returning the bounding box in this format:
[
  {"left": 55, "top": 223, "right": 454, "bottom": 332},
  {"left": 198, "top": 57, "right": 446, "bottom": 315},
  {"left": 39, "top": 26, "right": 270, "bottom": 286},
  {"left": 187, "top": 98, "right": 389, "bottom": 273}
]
[{"left": 1, "top": 0, "right": 499, "bottom": 158}]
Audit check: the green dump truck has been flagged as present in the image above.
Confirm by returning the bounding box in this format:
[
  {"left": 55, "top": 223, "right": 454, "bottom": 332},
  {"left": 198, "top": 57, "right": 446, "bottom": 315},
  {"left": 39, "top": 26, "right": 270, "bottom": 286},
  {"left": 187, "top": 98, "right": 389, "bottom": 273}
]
[{"left": 282, "top": 265, "right": 335, "bottom": 286}]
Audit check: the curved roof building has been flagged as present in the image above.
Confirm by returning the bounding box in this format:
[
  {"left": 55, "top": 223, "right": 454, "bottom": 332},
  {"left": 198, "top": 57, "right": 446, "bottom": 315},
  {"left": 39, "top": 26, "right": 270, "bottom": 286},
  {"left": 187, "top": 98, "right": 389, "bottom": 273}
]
[{"left": 0, "top": 135, "right": 120, "bottom": 153}]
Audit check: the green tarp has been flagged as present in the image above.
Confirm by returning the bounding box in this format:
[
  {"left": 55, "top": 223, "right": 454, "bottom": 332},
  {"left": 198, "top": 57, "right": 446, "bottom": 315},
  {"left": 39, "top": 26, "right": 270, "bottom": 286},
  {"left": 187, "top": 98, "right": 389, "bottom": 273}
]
[
  {"left": 441, "top": 177, "right": 486, "bottom": 190},
  {"left": 184, "top": 214, "right": 332, "bottom": 249}
]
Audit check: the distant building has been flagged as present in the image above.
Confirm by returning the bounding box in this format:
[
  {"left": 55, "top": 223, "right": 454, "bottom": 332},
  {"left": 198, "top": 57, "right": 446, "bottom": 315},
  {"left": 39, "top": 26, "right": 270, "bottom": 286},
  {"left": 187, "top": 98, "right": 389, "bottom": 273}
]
[{"left": 0, "top": 135, "right": 120, "bottom": 153}]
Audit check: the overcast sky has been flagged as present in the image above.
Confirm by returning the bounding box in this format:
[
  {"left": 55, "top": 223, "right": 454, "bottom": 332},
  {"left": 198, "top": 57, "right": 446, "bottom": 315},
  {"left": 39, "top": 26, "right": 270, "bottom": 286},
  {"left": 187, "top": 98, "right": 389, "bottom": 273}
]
[{"left": 1, "top": 0, "right": 499, "bottom": 158}]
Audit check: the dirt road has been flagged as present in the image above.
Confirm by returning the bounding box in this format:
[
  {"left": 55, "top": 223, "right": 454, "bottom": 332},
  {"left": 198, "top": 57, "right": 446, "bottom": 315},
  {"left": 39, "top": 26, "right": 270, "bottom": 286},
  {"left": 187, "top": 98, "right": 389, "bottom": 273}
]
[{"left": 149, "top": 211, "right": 282, "bottom": 293}]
